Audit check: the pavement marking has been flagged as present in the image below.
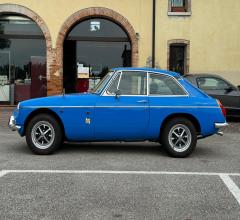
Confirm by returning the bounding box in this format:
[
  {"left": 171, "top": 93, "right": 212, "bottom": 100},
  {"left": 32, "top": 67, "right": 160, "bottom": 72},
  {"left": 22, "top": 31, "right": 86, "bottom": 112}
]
[
  {"left": 1, "top": 170, "right": 240, "bottom": 206},
  {"left": 220, "top": 174, "right": 240, "bottom": 206},
  {"left": 1, "top": 170, "right": 240, "bottom": 176},
  {"left": 0, "top": 170, "right": 8, "bottom": 178}
]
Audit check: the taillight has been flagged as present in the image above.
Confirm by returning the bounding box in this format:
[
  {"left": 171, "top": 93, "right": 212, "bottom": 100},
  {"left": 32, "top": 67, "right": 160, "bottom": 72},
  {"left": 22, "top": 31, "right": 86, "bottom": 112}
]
[{"left": 217, "top": 99, "right": 226, "bottom": 117}]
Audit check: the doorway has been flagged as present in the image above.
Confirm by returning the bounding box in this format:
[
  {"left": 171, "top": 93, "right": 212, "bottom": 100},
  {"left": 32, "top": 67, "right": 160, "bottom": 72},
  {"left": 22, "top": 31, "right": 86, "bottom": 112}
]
[
  {"left": 169, "top": 44, "right": 186, "bottom": 75},
  {"left": 63, "top": 18, "right": 132, "bottom": 93}
]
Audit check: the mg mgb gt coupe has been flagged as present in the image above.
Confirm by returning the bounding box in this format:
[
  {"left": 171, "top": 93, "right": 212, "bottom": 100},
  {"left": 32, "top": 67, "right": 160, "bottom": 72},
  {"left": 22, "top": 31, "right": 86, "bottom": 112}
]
[{"left": 9, "top": 68, "right": 228, "bottom": 157}]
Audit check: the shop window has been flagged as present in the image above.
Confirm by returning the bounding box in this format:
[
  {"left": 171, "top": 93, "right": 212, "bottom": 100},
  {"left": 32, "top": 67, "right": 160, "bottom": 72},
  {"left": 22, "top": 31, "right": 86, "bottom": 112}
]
[
  {"left": 0, "top": 14, "right": 46, "bottom": 104},
  {"left": 168, "top": 0, "right": 191, "bottom": 16}
]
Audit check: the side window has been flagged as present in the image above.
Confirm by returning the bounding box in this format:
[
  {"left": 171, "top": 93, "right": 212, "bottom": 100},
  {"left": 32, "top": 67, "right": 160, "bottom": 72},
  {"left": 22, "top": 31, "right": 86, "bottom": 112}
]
[
  {"left": 118, "top": 71, "right": 147, "bottom": 95},
  {"left": 197, "top": 77, "right": 229, "bottom": 90},
  {"left": 149, "top": 74, "right": 186, "bottom": 95}
]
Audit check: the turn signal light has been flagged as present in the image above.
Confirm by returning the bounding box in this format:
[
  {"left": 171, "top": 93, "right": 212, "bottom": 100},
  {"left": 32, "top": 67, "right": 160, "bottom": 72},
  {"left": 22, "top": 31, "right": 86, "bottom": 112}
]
[{"left": 217, "top": 99, "right": 226, "bottom": 117}]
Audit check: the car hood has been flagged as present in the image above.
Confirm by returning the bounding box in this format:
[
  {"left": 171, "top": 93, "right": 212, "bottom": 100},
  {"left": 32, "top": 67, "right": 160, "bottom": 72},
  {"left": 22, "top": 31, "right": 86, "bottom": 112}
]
[{"left": 19, "top": 93, "right": 99, "bottom": 108}]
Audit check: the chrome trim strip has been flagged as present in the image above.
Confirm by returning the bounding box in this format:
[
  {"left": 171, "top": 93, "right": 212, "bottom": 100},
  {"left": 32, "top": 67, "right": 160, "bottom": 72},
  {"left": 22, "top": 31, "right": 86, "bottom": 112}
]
[
  {"left": 101, "top": 94, "right": 188, "bottom": 97},
  {"left": 147, "top": 71, "right": 149, "bottom": 96},
  {"left": 149, "top": 95, "right": 189, "bottom": 97},
  {"left": 224, "top": 106, "right": 240, "bottom": 110},
  {"left": 21, "top": 105, "right": 219, "bottom": 109}
]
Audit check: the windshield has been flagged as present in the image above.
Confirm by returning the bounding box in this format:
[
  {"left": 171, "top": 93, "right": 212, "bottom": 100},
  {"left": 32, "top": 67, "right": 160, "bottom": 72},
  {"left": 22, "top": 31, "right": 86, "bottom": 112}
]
[{"left": 91, "top": 72, "right": 114, "bottom": 94}]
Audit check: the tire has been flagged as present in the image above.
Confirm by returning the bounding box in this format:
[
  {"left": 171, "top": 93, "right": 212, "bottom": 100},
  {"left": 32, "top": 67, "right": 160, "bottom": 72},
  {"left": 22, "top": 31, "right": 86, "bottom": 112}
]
[
  {"left": 26, "top": 113, "right": 63, "bottom": 155},
  {"left": 161, "top": 118, "right": 197, "bottom": 158}
]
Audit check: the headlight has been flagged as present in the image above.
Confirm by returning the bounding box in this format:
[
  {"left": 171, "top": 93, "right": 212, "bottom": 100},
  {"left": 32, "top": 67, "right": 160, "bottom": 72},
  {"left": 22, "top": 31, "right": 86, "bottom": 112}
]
[{"left": 17, "top": 102, "right": 21, "bottom": 110}]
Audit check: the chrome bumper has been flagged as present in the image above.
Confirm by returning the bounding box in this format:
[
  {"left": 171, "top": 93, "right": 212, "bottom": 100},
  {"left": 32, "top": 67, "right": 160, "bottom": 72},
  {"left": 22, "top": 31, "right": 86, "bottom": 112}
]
[
  {"left": 8, "top": 115, "right": 21, "bottom": 131},
  {"left": 214, "top": 122, "right": 228, "bottom": 136}
]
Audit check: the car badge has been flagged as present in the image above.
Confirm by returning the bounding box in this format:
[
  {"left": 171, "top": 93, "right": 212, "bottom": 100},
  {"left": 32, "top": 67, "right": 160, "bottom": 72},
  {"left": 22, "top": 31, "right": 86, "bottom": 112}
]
[{"left": 85, "top": 118, "right": 91, "bottom": 124}]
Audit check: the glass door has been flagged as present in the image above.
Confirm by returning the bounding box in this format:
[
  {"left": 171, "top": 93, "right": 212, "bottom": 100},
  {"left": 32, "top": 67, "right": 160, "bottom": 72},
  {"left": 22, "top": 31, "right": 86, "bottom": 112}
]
[{"left": 0, "top": 51, "right": 10, "bottom": 102}]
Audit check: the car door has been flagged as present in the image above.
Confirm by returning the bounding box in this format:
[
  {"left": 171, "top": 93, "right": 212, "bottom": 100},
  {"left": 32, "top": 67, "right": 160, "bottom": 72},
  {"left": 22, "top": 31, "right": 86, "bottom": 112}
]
[
  {"left": 196, "top": 76, "right": 240, "bottom": 109},
  {"left": 94, "top": 71, "right": 149, "bottom": 141}
]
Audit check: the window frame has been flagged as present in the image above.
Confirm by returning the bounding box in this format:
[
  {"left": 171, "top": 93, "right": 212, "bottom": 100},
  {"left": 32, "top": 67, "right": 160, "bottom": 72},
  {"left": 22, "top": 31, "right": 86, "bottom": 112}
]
[
  {"left": 102, "top": 70, "right": 148, "bottom": 96},
  {"left": 102, "top": 70, "right": 189, "bottom": 97},
  {"left": 168, "top": 0, "right": 191, "bottom": 16}
]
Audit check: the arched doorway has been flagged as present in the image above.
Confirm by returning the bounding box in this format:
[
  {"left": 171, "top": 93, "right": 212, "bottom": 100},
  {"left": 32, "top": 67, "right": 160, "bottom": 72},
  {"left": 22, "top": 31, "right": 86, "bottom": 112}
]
[
  {"left": 63, "top": 18, "right": 132, "bottom": 93},
  {"left": 55, "top": 7, "right": 138, "bottom": 95},
  {"left": 0, "top": 13, "right": 47, "bottom": 104}
]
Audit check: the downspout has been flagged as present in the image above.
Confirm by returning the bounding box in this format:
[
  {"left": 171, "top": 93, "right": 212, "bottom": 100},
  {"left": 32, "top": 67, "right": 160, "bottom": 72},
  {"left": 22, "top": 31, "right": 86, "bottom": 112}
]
[{"left": 152, "top": 0, "right": 156, "bottom": 68}]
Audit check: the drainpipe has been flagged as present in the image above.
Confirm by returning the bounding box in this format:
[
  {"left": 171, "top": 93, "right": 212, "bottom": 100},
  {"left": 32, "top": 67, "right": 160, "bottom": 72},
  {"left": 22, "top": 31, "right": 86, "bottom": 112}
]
[{"left": 152, "top": 0, "right": 156, "bottom": 68}]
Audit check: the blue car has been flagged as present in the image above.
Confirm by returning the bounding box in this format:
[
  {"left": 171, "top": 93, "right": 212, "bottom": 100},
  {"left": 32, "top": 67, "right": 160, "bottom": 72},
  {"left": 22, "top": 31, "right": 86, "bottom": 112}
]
[{"left": 9, "top": 68, "right": 228, "bottom": 157}]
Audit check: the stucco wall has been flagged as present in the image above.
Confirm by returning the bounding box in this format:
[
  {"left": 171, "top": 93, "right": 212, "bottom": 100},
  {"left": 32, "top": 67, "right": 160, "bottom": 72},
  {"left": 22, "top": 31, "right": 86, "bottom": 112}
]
[
  {"left": 156, "top": 0, "right": 240, "bottom": 85},
  {"left": 0, "top": 0, "right": 240, "bottom": 86}
]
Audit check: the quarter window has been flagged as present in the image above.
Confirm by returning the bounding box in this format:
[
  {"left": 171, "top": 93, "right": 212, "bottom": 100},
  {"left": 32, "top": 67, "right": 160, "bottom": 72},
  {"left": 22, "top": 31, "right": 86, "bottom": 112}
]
[
  {"left": 106, "top": 73, "right": 120, "bottom": 95},
  {"left": 149, "top": 74, "right": 186, "bottom": 95}
]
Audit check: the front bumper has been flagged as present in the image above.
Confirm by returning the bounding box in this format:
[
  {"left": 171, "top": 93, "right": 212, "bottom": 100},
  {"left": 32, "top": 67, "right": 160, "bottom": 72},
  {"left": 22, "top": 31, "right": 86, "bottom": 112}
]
[
  {"left": 214, "top": 122, "right": 228, "bottom": 136},
  {"left": 8, "top": 115, "right": 21, "bottom": 131}
]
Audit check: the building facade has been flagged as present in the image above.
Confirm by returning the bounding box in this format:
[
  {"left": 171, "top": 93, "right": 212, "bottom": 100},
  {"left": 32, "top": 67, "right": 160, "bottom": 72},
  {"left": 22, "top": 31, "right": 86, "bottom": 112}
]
[{"left": 0, "top": 0, "right": 240, "bottom": 104}]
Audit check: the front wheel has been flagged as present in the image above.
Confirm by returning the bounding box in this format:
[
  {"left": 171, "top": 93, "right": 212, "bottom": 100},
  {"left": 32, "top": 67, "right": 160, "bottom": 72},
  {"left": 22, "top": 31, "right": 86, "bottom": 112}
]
[
  {"left": 161, "top": 118, "right": 197, "bottom": 158},
  {"left": 26, "top": 114, "right": 63, "bottom": 155}
]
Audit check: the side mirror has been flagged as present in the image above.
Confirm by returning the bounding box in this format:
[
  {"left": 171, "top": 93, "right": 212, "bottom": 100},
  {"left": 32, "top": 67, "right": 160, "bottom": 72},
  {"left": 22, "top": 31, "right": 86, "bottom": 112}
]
[
  {"left": 237, "top": 85, "right": 240, "bottom": 91},
  {"left": 115, "top": 89, "right": 121, "bottom": 98},
  {"left": 225, "top": 86, "right": 233, "bottom": 93}
]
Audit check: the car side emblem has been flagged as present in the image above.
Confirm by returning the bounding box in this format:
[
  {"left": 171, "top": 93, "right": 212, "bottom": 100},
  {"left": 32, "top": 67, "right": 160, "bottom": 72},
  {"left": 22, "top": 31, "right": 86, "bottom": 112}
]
[{"left": 85, "top": 118, "right": 91, "bottom": 124}]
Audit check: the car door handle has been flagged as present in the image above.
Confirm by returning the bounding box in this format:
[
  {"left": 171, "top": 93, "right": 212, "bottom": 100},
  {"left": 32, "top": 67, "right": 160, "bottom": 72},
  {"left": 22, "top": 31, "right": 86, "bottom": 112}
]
[{"left": 137, "top": 100, "right": 148, "bottom": 103}]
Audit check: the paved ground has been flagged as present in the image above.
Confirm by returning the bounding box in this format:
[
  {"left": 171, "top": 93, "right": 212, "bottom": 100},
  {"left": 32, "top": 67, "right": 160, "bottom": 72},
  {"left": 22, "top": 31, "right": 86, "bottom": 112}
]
[{"left": 0, "top": 108, "right": 240, "bottom": 219}]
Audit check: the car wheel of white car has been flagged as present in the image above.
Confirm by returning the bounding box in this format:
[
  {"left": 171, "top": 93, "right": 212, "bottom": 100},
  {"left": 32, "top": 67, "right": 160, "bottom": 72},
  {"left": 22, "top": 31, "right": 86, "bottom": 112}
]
[
  {"left": 26, "top": 113, "right": 63, "bottom": 155},
  {"left": 162, "top": 118, "right": 197, "bottom": 158}
]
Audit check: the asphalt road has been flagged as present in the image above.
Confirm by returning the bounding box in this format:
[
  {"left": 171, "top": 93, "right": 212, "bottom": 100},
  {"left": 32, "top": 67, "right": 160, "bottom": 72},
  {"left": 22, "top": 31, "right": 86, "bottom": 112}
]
[{"left": 0, "top": 119, "right": 240, "bottom": 219}]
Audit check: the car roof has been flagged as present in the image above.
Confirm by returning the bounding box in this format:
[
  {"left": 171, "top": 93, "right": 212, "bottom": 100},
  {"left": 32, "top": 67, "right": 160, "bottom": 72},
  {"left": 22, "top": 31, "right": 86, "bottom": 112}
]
[{"left": 111, "top": 67, "right": 180, "bottom": 77}]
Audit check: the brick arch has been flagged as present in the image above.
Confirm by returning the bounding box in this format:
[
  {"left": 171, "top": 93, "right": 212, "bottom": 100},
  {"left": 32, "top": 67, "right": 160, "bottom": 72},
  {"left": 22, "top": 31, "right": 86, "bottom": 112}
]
[
  {"left": 54, "top": 7, "right": 139, "bottom": 94},
  {"left": 0, "top": 4, "right": 52, "bottom": 84}
]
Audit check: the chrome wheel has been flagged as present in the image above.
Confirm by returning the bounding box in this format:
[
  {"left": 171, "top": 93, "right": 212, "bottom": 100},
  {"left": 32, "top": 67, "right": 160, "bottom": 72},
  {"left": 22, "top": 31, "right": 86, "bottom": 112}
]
[
  {"left": 31, "top": 121, "right": 55, "bottom": 150},
  {"left": 168, "top": 124, "right": 192, "bottom": 153}
]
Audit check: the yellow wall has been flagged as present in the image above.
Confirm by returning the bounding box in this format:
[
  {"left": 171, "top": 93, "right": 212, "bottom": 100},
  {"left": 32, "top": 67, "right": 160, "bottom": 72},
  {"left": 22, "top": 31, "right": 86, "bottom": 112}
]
[
  {"left": 157, "top": 0, "right": 240, "bottom": 85},
  {"left": 0, "top": 0, "right": 240, "bottom": 85}
]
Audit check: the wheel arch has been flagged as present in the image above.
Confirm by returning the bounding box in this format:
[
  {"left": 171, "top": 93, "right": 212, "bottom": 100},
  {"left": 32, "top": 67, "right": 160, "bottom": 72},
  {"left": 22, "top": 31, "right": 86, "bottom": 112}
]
[
  {"left": 23, "top": 108, "right": 65, "bottom": 138},
  {"left": 160, "top": 113, "right": 201, "bottom": 140}
]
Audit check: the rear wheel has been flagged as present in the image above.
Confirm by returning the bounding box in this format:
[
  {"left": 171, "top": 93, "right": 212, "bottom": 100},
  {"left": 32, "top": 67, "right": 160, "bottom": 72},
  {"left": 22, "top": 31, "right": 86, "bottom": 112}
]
[
  {"left": 26, "top": 114, "right": 63, "bottom": 155},
  {"left": 161, "top": 118, "right": 197, "bottom": 157}
]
